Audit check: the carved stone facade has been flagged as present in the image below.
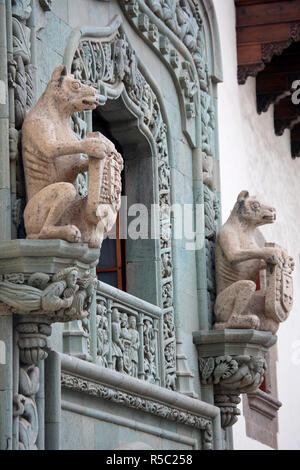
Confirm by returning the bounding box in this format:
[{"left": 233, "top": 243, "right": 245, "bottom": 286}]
[
  {"left": 119, "top": 1, "right": 220, "bottom": 321},
  {"left": 0, "top": 0, "right": 228, "bottom": 452},
  {"left": 8, "top": 1, "right": 35, "bottom": 239},
  {"left": 69, "top": 26, "right": 177, "bottom": 389}
]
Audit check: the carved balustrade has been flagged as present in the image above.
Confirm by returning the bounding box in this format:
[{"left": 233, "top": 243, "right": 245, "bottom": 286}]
[{"left": 64, "top": 280, "right": 165, "bottom": 387}]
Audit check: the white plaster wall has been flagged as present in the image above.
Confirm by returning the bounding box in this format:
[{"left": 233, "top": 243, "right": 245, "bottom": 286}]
[{"left": 213, "top": 0, "right": 300, "bottom": 450}]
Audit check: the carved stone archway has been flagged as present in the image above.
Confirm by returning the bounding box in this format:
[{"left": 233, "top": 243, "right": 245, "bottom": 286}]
[{"left": 63, "top": 16, "right": 176, "bottom": 388}]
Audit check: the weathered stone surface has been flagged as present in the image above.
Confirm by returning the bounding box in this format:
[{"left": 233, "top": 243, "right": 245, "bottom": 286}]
[
  {"left": 213, "top": 191, "right": 294, "bottom": 334},
  {"left": 193, "top": 329, "right": 277, "bottom": 428},
  {"left": 22, "top": 65, "right": 123, "bottom": 248},
  {"left": 0, "top": 239, "right": 100, "bottom": 274}
]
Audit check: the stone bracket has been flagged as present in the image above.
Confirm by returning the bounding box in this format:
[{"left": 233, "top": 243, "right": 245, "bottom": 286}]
[{"left": 193, "top": 329, "right": 277, "bottom": 429}]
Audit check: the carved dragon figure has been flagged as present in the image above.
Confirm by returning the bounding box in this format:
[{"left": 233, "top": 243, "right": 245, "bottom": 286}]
[
  {"left": 22, "top": 65, "right": 123, "bottom": 248},
  {"left": 214, "top": 191, "right": 294, "bottom": 334}
]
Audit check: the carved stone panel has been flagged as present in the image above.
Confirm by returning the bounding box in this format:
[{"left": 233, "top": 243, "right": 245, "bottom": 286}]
[{"left": 95, "top": 287, "right": 162, "bottom": 385}]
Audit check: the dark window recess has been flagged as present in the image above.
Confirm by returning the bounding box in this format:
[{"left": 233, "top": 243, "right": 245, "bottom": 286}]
[
  {"left": 97, "top": 214, "right": 127, "bottom": 291},
  {"left": 93, "top": 111, "right": 127, "bottom": 291}
]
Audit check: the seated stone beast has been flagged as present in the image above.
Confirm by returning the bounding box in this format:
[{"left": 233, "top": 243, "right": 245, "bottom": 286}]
[
  {"left": 214, "top": 191, "right": 294, "bottom": 334},
  {"left": 22, "top": 65, "right": 123, "bottom": 248}
]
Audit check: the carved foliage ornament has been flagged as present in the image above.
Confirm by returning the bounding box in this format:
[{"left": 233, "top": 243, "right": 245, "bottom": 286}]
[
  {"left": 0, "top": 267, "right": 96, "bottom": 322},
  {"left": 265, "top": 244, "right": 294, "bottom": 323},
  {"left": 61, "top": 373, "right": 213, "bottom": 449},
  {"left": 199, "top": 354, "right": 266, "bottom": 429},
  {"left": 199, "top": 355, "right": 266, "bottom": 394},
  {"left": 119, "top": 0, "right": 210, "bottom": 120},
  {"left": 13, "top": 364, "right": 40, "bottom": 449}
]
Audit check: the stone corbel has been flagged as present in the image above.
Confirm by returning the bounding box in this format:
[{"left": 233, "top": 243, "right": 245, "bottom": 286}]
[
  {"left": 0, "top": 239, "right": 100, "bottom": 449},
  {"left": 193, "top": 329, "right": 277, "bottom": 428},
  {"left": 0, "top": 239, "right": 99, "bottom": 365}
]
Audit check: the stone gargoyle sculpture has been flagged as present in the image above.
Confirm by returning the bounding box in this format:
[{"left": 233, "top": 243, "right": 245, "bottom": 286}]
[
  {"left": 214, "top": 191, "right": 294, "bottom": 334},
  {"left": 22, "top": 65, "right": 123, "bottom": 248}
]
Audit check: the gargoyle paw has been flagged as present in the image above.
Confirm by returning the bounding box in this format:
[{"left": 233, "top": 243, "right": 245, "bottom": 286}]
[{"left": 67, "top": 225, "right": 82, "bottom": 243}]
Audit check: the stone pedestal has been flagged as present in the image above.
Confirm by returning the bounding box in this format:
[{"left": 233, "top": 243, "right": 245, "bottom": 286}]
[
  {"left": 0, "top": 239, "right": 99, "bottom": 449},
  {"left": 0, "top": 239, "right": 99, "bottom": 362},
  {"left": 0, "top": 239, "right": 100, "bottom": 276},
  {"left": 193, "top": 329, "right": 277, "bottom": 428}
]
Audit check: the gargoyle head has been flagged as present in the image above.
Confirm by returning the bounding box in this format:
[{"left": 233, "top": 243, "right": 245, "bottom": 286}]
[
  {"left": 49, "top": 65, "right": 99, "bottom": 114},
  {"left": 234, "top": 191, "right": 276, "bottom": 227}
]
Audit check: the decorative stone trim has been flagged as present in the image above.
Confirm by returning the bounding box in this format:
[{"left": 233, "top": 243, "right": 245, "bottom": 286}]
[
  {"left": 61, "top": 372, "right": 209, "bottom": 429},
  {"left": 59, "top": 353, "right": 221, "bottom": 449}
]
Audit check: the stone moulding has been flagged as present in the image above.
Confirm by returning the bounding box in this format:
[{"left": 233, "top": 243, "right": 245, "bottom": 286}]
[
  {"left": 247, "top": 389, "right": 282, "bottom": 420},
  {"left": 58, "top": 352, "right": 222, "bottom": 450},
  {"left": 193, "top": 329, "right": 277, "bottom": 358},
  {"left": 193, "top": 329, "right": 277, "bottom": 428},
  {"left": 118, "top": 1, "right": 200, "bottom": 147},
  {"left": 0, "top": 239, "right": 100, "bottom": 275}
]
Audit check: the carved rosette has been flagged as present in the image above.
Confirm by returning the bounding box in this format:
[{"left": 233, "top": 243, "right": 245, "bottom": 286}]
[{"left": 70, "top": 27, "right": 176, "bottom": 389}]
